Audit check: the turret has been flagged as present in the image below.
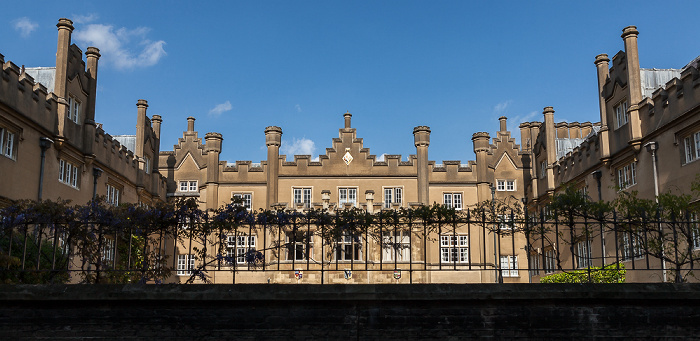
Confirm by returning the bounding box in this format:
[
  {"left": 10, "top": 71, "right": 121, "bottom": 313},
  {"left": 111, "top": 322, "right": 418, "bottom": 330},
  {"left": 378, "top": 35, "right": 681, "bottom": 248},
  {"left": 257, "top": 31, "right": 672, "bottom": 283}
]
[
  {"left": 265, "top": 126, "right": 283, "bottom": 208},
  {"left": 413, "top": 126, "right": 431, "bottom": 205}
]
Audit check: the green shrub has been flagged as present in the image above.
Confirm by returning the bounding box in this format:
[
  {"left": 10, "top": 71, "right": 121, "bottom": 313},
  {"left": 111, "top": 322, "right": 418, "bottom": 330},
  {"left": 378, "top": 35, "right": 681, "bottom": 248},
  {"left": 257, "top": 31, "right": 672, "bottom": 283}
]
[{"left": 540, "top": 263, "right": 625, "bottom": 283}]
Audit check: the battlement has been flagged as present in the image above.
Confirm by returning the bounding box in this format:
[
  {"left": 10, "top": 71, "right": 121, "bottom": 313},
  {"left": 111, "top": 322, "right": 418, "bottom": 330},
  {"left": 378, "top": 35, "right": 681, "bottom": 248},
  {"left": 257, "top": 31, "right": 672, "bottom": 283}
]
[
  {"left": 641, "top": 61, "right": 700, "bottom": 134},
  {"left": 1, "top": 59, "right": 59, "bottom": 133}
]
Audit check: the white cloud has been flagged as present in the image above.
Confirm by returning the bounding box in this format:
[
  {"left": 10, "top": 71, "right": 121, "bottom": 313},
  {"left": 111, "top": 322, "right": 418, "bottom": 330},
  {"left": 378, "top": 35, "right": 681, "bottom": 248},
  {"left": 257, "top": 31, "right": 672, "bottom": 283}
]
[
  {"left": 295, "top": 104, "right": 302, "bottom": 113},
  {"left": 494, "top": 100, "right": 512, "bottom": 114},
  {"left": 281, "top": 138, "right": 316, "bottom": 160},
  {"left": 208, "top": 101, "right": 232, "bottom": 117},
  {"left": 13, "top": 17, "right": 37, "bottom": 38},
  {"left": 73, "top": 23, "right": 166, "bottom": 69},
  {"left": 72, "top": 13, "right": 99, "bottom": 24},
  {"left": 510, "top": 111, "right": 538, "bottom": 126}
]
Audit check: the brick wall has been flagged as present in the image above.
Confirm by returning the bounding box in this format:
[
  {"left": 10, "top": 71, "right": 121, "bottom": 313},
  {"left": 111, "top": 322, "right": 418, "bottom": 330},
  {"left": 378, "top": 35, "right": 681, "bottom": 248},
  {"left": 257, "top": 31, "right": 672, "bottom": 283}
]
[{"left": 1, "top": 284, "right": 699, "bottom": 339}]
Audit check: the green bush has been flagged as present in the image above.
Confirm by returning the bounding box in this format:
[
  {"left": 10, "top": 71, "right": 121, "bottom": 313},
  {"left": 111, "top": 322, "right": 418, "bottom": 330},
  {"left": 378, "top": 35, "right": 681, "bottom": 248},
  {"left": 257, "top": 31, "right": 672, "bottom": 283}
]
[{"left": 540, "top": 263, "right": 625, "bottom": 283}]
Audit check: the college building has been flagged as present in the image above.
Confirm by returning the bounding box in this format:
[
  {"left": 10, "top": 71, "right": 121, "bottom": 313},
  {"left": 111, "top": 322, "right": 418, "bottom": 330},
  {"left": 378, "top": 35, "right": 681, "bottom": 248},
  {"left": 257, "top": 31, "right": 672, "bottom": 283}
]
[{"left": 1, "top": 19, "right": 698, "bottom": 283}]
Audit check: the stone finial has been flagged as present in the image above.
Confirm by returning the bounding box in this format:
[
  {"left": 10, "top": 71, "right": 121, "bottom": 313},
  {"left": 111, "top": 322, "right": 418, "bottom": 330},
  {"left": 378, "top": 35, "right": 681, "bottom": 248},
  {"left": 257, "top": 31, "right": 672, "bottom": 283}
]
[
  {"left": 151, "top": 115, "right": 162, "bottom": 123},
  {"left": 86, "top": 47, "right": 101, "bottom": 59},
  {"left": 543, "top": 106, "right": 555, "bottom": 115},
  {"left": 137, "top": 99, "right": 148, "bottom": 108}
]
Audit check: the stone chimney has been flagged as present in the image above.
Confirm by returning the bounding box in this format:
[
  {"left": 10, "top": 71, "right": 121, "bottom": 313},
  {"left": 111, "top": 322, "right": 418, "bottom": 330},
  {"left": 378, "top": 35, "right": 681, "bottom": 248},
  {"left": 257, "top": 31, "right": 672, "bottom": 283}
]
[
  {"left": 499, "top": 116, "right": 507, "bottom": 133},
  {"left": 543, "top": 106, "right": 556, "bottom": 193},
  {"left": 135, "top": 99, "right": 148, "bottom": 159},
  {"left": 413, "top": 126, "right": 431, "bottom": 205},
  {"left": 622, "top": 26, "right": 643, "bottom": 145},
  {"left": 205, "top": 132, "right": 223, "bottom": 210},
  {"left": 344, "top": 111, "right": 352, "bottom": 129},
  {"left": 83, "top": 47, "right": 100, "bottom": 155},
  {"left": 187, "top": 116, "right": 196, "bottom": 133},
  {"left": 472, "top": 132, "right": 491, "bottom": 202},
  {"left": 595, "top": 54, "right": 611, "bottom": 161},
  {"left": 265, "top": 126, "right": 283, "bottom": 208},
  {"left": 151, "top": 114, "right": 162, "bottom": 171},
  {"left": 54, "top": 18, "right": 74, "bottom": 138}
]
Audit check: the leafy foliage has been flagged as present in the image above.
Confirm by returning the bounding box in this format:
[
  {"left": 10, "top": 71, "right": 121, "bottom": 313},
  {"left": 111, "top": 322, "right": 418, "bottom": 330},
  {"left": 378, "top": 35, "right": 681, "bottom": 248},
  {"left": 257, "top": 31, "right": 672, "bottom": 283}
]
[{"left": 539, "top": 263, "right": 625, "bottom": 283}]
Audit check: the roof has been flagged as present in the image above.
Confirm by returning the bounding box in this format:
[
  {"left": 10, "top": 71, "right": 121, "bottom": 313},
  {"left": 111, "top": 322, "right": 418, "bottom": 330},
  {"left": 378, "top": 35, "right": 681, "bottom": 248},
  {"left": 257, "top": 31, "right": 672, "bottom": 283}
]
[
  {"left": 23, "top": 67, "right": 56, "bottom": 93},
  {"left": 112, "top": 135, "right": 136, "bottom": 153}
]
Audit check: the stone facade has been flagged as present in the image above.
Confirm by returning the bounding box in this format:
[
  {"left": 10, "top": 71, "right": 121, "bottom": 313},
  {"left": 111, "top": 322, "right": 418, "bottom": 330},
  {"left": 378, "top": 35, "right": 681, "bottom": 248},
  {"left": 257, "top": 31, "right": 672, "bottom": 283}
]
[{"left": 0, "top": 18, "right": 166, "bottom": 208}]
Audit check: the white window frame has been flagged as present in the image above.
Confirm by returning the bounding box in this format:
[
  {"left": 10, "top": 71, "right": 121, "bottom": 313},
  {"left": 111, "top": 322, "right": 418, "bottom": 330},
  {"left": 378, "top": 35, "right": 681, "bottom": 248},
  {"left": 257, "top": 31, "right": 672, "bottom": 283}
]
[
  {"left": 339, "top": 187, "right": 357, "bottom": 208},
  {"left": 382, "top": 230, "right": 410, "bottom": 262},
  {"left": 620, "top": 233, "right": 644, "bottom": 261},
  {"left": 683, "top": 131, "right": 700, "bottom": 164},
  {"left": 336, "top": 232, "right": 362, "bottom": 261},
  {"left": 0, "top": 126, "right": 16, "bottom": 160},
  {"left": 58, "top": 159, "right": 80, "bottom": 189},
  {"left": 179, "top": 180, "right": 198, "bottom": 192},
  {"left": 544, "top": 249, "right": 556, "bottom": 274},
  {"left": 496, "top": 180, "right": 515, "bottom": 192},
  {"left": 691, "top": 213, "right": 700, "bottom": 250},
  {"left": 614, "top": 100, "right": 629, "bottom": 130},
  {"left": 576, "top": 239, "right": 592, "bottom": 268},
  {"left": 500, "top": 255, "right": 519, "bottom": 277},
  {"left": 498, "top": 214, "right": 515, "bottom": 230},
  {"left": 440, "top": 234, "right": 469, "bottom": 263},
  {"left": 383, "top": 187, "right": 403, "bottom": 209},
  {"left": 232, "top": 193, "right": 253, "bottom": 211},
  {"left": 106, "top": 183, "right": 120, "bottom": 206},
  {"left": 530, "top": 252, "right": 540, "bottom": 276},
  {"left": 443, "top": 193, "right": 463, "bottom": 210},
  {"left": 177, "top": 254, "right": 195, "bottom": 276},
  {"left": 144, "top": 156, "right": 151, "bottom": 174},
  {"left": 293, "top": 187, "right": 312, "bottom": 208},
  {"left": 227, "top": 235, "right": 257, "bottom": 264},
  {"left": 540, "top": 161, "right": 547, "bottom": 178},
  {"left": 617, "top": 162, "right": 637, "bottom": 190},
  {"left": 101, "top": 237, "right": 115, "bottom": 263},
  {"left": 67, "top": 94, "right": 81, "bottom": 124}
]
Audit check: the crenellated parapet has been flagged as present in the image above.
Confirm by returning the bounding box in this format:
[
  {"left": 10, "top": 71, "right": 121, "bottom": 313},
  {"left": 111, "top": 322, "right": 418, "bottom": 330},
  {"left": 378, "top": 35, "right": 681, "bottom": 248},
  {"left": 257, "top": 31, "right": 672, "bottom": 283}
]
[
  {"left": 640, "top": 63, "right": 700, "bottom": 135},
  {"left": 1, "top": 60, "right": 59, "bottom": 135}
]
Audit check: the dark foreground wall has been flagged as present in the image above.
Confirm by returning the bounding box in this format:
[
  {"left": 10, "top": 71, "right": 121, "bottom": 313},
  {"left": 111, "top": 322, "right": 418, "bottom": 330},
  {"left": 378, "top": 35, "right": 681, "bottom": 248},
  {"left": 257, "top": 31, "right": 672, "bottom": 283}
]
[{"left": 1, "top": 284, "right": 699, "bottom": 340}]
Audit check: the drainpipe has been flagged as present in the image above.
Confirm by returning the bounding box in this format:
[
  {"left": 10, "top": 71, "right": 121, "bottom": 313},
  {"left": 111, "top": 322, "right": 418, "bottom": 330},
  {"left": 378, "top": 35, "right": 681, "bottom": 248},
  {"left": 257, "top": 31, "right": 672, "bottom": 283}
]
[
  {"left": 92, "top": 167, "right": 103, "bottom": 200},
  {"left": 37, "top": 137, "right": 54, "bottom": 201},
  {"left": 644, "top": 141, "right": 666, "bottom": 282}
]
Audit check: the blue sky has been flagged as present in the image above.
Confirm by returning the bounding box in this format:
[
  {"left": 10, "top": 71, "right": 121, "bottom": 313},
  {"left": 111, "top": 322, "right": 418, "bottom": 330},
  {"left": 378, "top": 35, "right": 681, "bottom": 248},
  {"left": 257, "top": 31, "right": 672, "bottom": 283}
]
[{"left": 2, "top": 1, "right": 698, "bottom": 164}]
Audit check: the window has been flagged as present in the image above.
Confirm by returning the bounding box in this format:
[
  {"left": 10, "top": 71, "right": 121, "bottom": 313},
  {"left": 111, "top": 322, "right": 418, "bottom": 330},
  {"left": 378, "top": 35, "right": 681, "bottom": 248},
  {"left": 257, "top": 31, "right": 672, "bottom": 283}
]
[
  {"left": 617, "top": 162, "right": 637, "bottom": 189},
  {"left": 620, "top": 233, "right": 644, "bottom": 261},
  {"left": 614, "top": 100, "right": 629, "bottom": 129},
  {"left": 293, "top": 188, "right": 311, "bottom": 208},
  {"left": 179, "top": 180, "right": 198, "bottom": 192},
  {"left": 540, "top": 161, "right": 547, "bottom": 178},
  {"left": 177, "top": 254, "right": 195, "bottom": 276},
  {"left": 286, "top": 231, "right": 312, "bottom": 261},
  {"left": 691, "top": 213, "right": 700, "bottom": 250},
  {"left": 443, "top": 193, "right": 463, "bottom": 210},
  {"left": 500, "top": 255, "right": 519, "bottom": 277},
  {"left": 498, "top": 214, "right": 514, "bottom": 230},
  {"left": 576, "top": 239, "right": 592, "bottom": 268},
  {"left": 683, "top": 130, "right": 700, "bottom": 164},
  {"left": 67, "top": 94, "right": 81, "bottom": 124},
  {"left": 339, "top": 188, "right": 357, "bottom": 207},
  {"left": 440, "top": 235, "right": 469, "bottom": 263},
  {"left": 383, "top": 187, "right": 403, "bottom": 208},
  {"left": 496, "top": 180, "right": 515, "bottom": 192},
  {"left": 382, "top": 230, "right": 410, "bottom": 262},
  {"left": 106, "top": 184, "right": 120, "bottom": 206},
  {"left": 232, "top": 193, "right": 252, "bottom": 210},
  {"left": 144, "top": 156, "right": 151, "bottom": 174},
  {"left": 544, "top": 249, "right": 556, "bottom": 273},
  {"left": 227, "top": 235, "right": 256, "bottom": 264},
  {"left": 0, "top": 126, "right": 16, "bottom": 159},
  {"left": 529, "top": 252, "right": 540, "bottom": 276},
  {"left": 58, "top": 159, "right": 80, "bottom": 188},
  {"left": 336, "top": 232, "right": 362, "bottom": 261},
  {"left": 101, "top": 238, "right": 115, "bottom": 263}
]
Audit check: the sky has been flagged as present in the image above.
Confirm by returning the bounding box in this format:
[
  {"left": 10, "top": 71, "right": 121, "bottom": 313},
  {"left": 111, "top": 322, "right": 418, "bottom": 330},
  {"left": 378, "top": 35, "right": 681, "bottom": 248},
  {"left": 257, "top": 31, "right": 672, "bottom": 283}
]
[{"left": 2, "top": 1, "right": 698, "bottom": 164}]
